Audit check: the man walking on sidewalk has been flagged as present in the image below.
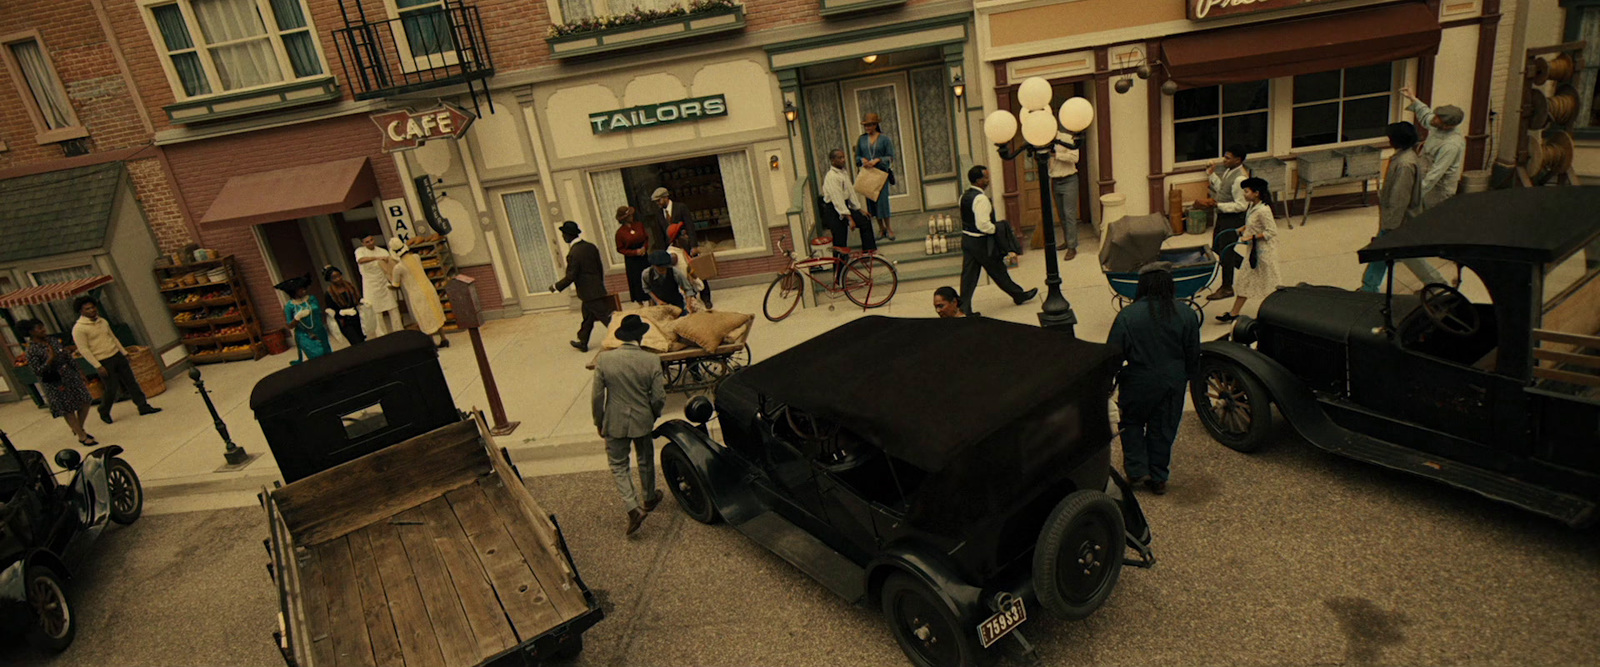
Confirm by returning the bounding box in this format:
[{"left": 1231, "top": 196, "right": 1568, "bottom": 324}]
[
  {"left": 72, "top": 296, "right": 161, "bottom": 424},
  {"left": 550, "top": 220, "right": 613, "bottom": 353},
  {"left": 593, "top": 315, "right": 665, "bottom": 536},
  {"left": 1200, "top": 146, "right": 1250, "bottom": 301},
  {"left": 958, "top": 165, "right": 1037, "bottom": 316}
]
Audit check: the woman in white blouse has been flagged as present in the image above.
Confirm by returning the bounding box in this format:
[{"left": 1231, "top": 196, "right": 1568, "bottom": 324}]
[{"left": 1216, "top": 177, "right": 1281, "bottom": 323}]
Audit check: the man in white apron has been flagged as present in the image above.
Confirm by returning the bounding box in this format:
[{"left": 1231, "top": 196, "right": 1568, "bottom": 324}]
[{"left": 354, "top": 236, "right": 402, "bottom": 336}]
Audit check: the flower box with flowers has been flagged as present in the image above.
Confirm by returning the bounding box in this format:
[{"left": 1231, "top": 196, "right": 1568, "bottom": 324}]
[{"left": 547, "top": 0, "right": 744, "bottom": 59}]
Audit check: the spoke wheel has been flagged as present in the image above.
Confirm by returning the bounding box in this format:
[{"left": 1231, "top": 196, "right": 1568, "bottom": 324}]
[
  {"left": 661, "top": 443, "right": 719, "bottom": 524},
  {"left": 841, "top": 255, "right": 898, "bottom": 309},
  {"left": 108, "top": 457, "right": 143, "bottom": 525},
  {"left": 881, "top": 573, "right": 977, "bottom": 667},
  {"left": 763, "top": 271, "right": 803, "bottom": 322},
  {"left": 1034, "top": 490, "right": 1125, "bottom": 620},
  {"left": 1189, "top": 357, "right": 1274, "bottom": 452},
  {"left": 25, "top": 566, "right": 74, "bottom": 652}
]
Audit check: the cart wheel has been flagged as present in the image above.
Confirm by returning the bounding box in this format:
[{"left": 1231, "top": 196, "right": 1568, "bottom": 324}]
[
  {"left": 683, "top": 358, "right": 732, "bottom": 397},
  {"left": 1112, "top": 293, "right": 1129, "bottom": 312},
  {"left": 662, "top": 359, "right": 684, "bottom": 390},
  {"left": 881, "top": 573, "right": 979, "bottom": 667},
  {"left": 763, "top": 271, "right": 803, "bottom": 322},
  {"left": 661, "top": 443, "right": 720, "bottom": 524},
  {"left": 1033, "top": 490, "right": 1124, "bottom": 620},
  {"left": 25, "top": 565, "right": 74, "bottom": 652},
  {"left": 725, "top": 346, "right": 752, "bottom": 371},
  {"left": 553, "top": 633, "right": 583, "bottom": 659},
  {"left": 108, "top": 457, "right": 143, "bottom": 525},
  {"left": 1190, "top": 357, "right": 1274, "bottom": 452},
  {"left": 841, "top": 255, "right": 898, "bottom": 309}
]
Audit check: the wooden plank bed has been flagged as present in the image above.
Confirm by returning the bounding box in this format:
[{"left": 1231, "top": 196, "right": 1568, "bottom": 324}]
[{"left": 264, "top": 416, "right": 600, "bottom": 667}]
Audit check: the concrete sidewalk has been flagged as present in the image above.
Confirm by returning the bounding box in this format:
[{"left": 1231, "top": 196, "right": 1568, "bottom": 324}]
[{"left": 0, "top": 205, "right": 1389, "bottom": 510}]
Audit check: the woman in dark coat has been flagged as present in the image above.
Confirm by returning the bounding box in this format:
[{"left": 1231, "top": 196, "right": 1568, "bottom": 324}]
[
  {"left": 21, "top": 319, "right": 96, "bottom": 445},
  {"left": 1105, "top": 267, "right": 1200, "bottom": 494},
  {"left": 322, "top": 265, "right": 366, "bottom": 346},
  {"left": 614, "top": 206, "right": 650, "bottom": 306}
]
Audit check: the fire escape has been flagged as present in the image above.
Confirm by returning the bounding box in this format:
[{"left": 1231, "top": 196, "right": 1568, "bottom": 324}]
[{"left": 333, "top": 0, "right": 495, "bottom": 115}]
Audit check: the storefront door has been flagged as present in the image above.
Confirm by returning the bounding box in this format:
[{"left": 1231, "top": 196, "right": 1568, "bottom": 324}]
[
  {"left": 841, "top": 74, "right": 922, "bottom": 214},
  {"left": 1019, "top": 81, "right": 1091, "bottom": 235},
  {"left": 493, "top": 187, "right": 564, "bottom": 308}
]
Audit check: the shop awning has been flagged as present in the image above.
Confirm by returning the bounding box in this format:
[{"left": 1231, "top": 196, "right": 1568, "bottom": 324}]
[
  {"left": 1160, "top": 2, "right": 1441, "bottom": 88},
  {"left": 199, "top": 157, "right": 380, "bottom": 228},
  {"left": 0, "top": 275, "right": 114, "bottom": 308}
]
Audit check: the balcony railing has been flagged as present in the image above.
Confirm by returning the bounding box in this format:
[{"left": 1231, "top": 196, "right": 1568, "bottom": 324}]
[{"left": 333, "top": 4, "right": 494, "bottom": 101}]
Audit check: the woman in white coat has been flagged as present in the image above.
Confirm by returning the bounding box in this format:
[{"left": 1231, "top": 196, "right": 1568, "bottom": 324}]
[
  {"left": 388, "top": 237, "right": 450, "bottom": 347},
  {"left": 354, "top": 235, "right": 401, "bottom": 335},
  {"left": 1216, "top": 177, "right": 1281, "bottom": 323}
]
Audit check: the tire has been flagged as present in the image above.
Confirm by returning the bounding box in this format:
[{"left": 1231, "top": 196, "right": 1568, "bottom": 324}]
[
  {"left": 841, "top": 255, "right": 898, "bottom": 309},
  {"left": 553, "top": 633, "right": 584, "bottom": 659},
  {"left": 763, "top": 271, "right": 803, "bottom": 322},
  {"left": 1033, "top": 490, "right": 1124, "bottom": 621},
  {"left": 25, "top": 565, "right": 75, "bottom": 652},
  {"left": 107, "top": 457, "right": 143, "bottom": 525},
  {"left": 1189, "top": 356, "right": 1274, "bottom": 453},
  {"left": 660, "top": 443, "right": 719, "bottom": 524},
  {"left": 880, "top": 573, "right": 979, "bottom": 667}
]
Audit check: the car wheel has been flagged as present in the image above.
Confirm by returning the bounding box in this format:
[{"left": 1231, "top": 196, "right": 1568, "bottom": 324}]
[
  {"left": 1033, "top": 490, "right": 1124, "bottom": 621},
  {"left": 108, "top": 457, "right": 143, "bottom": 525},
  {"left": 660, "top": 443, "right": 720, "bottom": 524},
  {"left": 25, "top": 565, "right": 75, "bottom": 652},
  {"left": 1190, "top": 357, "right": 1274, "bottom": 453},
  {"left": 881, "top": 573, "right": 979, "bottom": 667}
]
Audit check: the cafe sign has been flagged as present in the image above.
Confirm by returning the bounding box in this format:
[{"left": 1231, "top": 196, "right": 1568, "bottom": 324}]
[
  {"left": 371, "top": 103, "right": 476, "bottom": 152},
  {"left": 1188, "top": 0, "right": 1339, "bottom": 21},
  {"left": 589, "top": 95, "right": 727, "bottom": 135}
]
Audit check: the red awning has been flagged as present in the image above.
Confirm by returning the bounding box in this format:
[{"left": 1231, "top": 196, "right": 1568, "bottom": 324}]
[
  {"left": 199, "top": 157, "right": 380, "bottom": 228},
  {"left": 1160, "top": 2, "right": 1441, "bottom": 88},
  {"left": 0, "top": 275, "right": 114, "bottom": 308}
]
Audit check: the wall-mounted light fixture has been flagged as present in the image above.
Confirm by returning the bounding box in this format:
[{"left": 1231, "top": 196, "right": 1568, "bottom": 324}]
[
  {"left": 862, "top": 54, "right": 878, "bottom": 64},
  {"left": 783, "top": 100, "right": 799, "bottom": 136},
  {"left": 951, "top": 74, "right": 966, "bottom": 98},
  {"left": 1112, "top": 47, "right": 1162, "bottom": 95}
]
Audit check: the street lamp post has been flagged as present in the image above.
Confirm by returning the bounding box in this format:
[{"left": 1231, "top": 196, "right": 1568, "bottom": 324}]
[
  {"left": 189, "top": 366, "right": 251, "bottom": 466},
  {"left": 984, "top": 77, "right": 1095, "bottom": 337}
]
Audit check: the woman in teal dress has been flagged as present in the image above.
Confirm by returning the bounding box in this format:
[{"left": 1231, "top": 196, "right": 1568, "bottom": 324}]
[
  {"left": 276, "top": 275, "right": 330, "bottom": 361},
  {"left": 856, "top": 112, "right": 897, "bottom": 241}
]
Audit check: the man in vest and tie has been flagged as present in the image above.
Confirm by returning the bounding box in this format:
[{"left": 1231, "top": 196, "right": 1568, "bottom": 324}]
[
  {"left": 1198, "top": 145, "right": 1251, "bottom": 301},
  {"left": 958, "top": 165, "right": 1037, "bottom": 316}
]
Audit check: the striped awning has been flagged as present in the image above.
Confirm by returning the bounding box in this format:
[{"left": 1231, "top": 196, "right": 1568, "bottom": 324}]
[{"left": 0, "top": 275, "right": 113, "bottom": 308}]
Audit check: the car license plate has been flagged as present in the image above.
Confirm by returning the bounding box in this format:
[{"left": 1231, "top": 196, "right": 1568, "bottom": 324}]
[{"left": 977, "top": 598, "right": 1026, "bottom": 648}]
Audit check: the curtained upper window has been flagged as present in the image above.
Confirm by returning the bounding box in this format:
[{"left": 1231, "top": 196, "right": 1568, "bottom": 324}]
[
  {"left": 145, "top": 0, "right": 325, "bottom": 100},
  {"left": 1, "top": 35, "right": 86, "bottom": 141}
]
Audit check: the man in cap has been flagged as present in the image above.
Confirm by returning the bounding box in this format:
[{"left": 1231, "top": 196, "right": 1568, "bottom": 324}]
[
  {"left": 1399, "top": 88, "right": 1466, "bottom": 209},
  {"left": 651, "top": 187, "right": 694, "bottom": 253},
  {"left": 550, "top": 220, "right": 613, "bottom": 353},
  {"left": 592, "top": 314, "right": 665, "bottom": 536},
  {"left": 642, "top": 250, "right": 697, "bottom": 312}
]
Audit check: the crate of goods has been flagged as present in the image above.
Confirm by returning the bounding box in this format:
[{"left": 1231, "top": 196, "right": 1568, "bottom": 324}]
[
  {"left": 1297, "top": 151, "right": 1345, "bottom": 182},
  {"left": 1335, "top": 146, "right": 1382, "bottom": 178}
]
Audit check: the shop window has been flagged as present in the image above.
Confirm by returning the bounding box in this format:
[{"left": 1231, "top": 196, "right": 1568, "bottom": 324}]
[
  {"left": 0, "top": 34, "right": 86, "bottom": 143},
  {"left": 1173, "top": 80, "right": 1269, "bottom": 164},
  {"left": 1291, "top": 63, "right": 1394, "bottom": 148},
  {"left": 594, "top": 152, "right": 764, "bottom": 257},
  {"left": 143, "top": 0, "right": 326, "bottom": 100}
]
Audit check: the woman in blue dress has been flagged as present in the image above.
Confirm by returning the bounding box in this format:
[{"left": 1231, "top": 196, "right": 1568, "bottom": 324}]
[
  {"left": 276, "top": 275, "right": 331, "bottom": 361},
  {"left": 856, "top": 112, "right": 896, "bottom": 241}
]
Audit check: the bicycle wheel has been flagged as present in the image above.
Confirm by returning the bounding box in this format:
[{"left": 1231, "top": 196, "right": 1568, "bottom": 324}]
[
  {"left": 841, "top": 255, "right": 897, "bottom": 309},
  {"left": 763, "top": 270, "right": 803, "bottom": 322}
]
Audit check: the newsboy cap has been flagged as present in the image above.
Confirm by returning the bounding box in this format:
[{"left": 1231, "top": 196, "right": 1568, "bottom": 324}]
[
  {"left": 651, "top": 187, "right": 670, "bottom": 200},
  {"left": 1434, "top": 105, "right": 1465, "bottom": 127}
]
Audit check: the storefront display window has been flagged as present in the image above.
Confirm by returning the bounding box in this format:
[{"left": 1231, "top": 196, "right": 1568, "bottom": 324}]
[
  {"left": 595, "top": 151, "right": 763, "bottom": 255},
  {"left": 1291, "top": 63, "right": 1394, "bottom": 147},
  {"left": 1174, "top": 80, "right": 1269, "bottom": 164}
]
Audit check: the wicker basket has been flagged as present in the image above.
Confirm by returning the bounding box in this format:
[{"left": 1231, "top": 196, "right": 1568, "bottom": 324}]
[
  {"left": 1297, "top": 151, "right": 1345, "bottom": 182},
  {"left": 84, "top": 346, "right": 166, "bottom": 401}
]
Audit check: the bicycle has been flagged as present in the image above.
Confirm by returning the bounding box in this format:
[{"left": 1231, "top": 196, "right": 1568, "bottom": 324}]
[{"left": 762, "top": 234, "right": 898, "bottom": 322}]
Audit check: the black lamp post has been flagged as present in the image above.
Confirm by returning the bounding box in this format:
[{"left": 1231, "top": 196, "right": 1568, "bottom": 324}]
[
  {"left": 984, "top": 77, "right": 1095, "bottom": 337},
  {"left": 189, "top": 366, "right": 250, "bottom": 466}
]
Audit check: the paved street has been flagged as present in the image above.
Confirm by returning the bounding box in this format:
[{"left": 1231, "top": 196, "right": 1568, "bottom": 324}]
[{"left": 4, "top": 415, "right": 1597, "bottom": 666}]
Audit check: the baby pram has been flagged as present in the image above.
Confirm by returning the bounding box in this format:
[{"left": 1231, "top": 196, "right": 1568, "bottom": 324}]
[{"left": 1099, "top": 213, "right": 1233, "bottom": 315}]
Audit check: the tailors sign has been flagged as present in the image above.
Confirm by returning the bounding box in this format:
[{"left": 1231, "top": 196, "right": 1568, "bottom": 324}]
[
  {"left": 1188, "top": 0, "right": 1338, "bottom": 21},
  {"left": 372, "top": 103, "right": 476, "bottom": 152},
  {"left": 590, "top": 95, "right": 727, "bottom": 135}
]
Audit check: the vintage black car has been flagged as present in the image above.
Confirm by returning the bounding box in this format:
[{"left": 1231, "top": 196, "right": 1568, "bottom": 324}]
[
  {"left": 1192, "top": 187, "right": 1600, "bottom": 527},
  {"left": 0, "top": 432, "right": 142, "bottom": 652},
  {"left": 655, "top": 316, "right": 1154, "bottom": 667}
]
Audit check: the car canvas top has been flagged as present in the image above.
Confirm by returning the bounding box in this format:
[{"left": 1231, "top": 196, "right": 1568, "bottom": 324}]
[{"left": 1360, "top": 186, "right": 1600, "bottom": 264}]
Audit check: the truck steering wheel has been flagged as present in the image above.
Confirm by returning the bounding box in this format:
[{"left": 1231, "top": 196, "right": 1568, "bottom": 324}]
[{"left": 1419, "top": 282, "right": 1480, "bottom": 337}]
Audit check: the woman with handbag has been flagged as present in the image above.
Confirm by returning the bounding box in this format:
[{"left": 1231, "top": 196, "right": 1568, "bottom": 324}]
[
  {"left": 614, "top": 206, "right": 651, "bottom": 306},
  {"left": 1216, "top": 177, "right": 1282, "bottom": 323},
  {"left": 856, "top": 113, "right": 897, "bottom": 241},
  {"left": 322, "top": 265, "right": 366, "bottom": 347},
  {"left": 20, "top": 319, "right": 96, "bottom": 445}
]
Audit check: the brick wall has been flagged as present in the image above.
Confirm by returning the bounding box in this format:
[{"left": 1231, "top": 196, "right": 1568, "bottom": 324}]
[
  {"left": 457, "top": 263, "right": 504, "bottom": 311},
  {"left": 164, "top": 113, "right": 404, "bottom": 332},
  {"left": 125, "top": 156, "right": 195, "bottom": 254}
]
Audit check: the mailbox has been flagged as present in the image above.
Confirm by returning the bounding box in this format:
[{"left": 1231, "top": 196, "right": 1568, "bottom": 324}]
[{"left": 446, "top": 274, "right": 483, "bottom": 328}]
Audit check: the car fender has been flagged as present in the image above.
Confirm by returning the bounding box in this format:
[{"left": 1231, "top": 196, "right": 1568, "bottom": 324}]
[
  {"left": 0, "top": 551, "right": 70, "bottom": 604},
  {"left": 71, "top": 448, "right": 115, "bottom": 534},
  {"left": 865, "top": 546, "right": 987, "bottom": 627},
  {"left": 1198, "top": 340, "right": 1349, "bottom": 450},
  {"left": 653, "top": 420, "right": 765, "bottom": 525}
]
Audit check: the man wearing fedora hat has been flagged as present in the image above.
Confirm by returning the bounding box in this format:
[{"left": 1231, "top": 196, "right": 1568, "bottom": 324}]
[
  {"left": 651, "top": 187, "right": 694, "bottom": 253},
  {"left": 593, "top": 314, "right": 665, "bottom": 535},
  {"left": 550, "top": 220, "right": 613, "bottom": 352}
]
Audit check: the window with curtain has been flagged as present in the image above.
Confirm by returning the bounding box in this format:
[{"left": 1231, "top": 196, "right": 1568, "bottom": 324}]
[
  {"left": 1291, "top": 63, "right": 1394, "bottom": 147},
  {"left": 146, "top": 0, "right": 324, "bottom": 100},
  {"left": 398, "top": 0, "right": 455, "bottom": 60},
  {"left": 6, "top": 39, "right": 76, "bottom": 130},
  {"left": 1569, "top": 6, "right": 1600, "bottom": 129},
  {"left": 717, "top": 151, "right": 764, "bottom": 252},
  {"left": 556, "top": 0, "right": 682, "bottom": 23},
  {"left": 1173, "top": 80, "right": 1269, "bottom": 164}
]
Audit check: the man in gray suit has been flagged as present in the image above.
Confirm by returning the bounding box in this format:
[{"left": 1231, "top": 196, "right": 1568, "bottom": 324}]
[{"left": 593, "top": 315, "right": 666, "bottom": 535}]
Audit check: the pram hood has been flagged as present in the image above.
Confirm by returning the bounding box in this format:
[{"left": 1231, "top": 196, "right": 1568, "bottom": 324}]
[{"left": 1099, "top": 213, "right": 1173, "bottom": 273}]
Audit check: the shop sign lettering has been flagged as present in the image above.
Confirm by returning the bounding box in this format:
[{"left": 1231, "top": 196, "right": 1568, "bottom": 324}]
[
  {"left": 1188, "top": 0, "right": 1337, "bottom": 21},
  {"left": 589, "top": 95, "right": 727, "bottom": 135},
  {"left": 371, "top": 103, "right": 476, "bottom": 152}
]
